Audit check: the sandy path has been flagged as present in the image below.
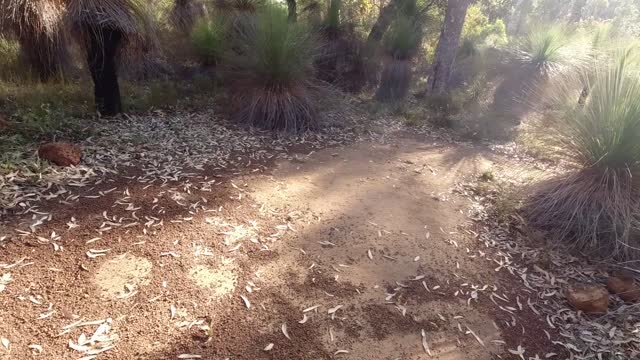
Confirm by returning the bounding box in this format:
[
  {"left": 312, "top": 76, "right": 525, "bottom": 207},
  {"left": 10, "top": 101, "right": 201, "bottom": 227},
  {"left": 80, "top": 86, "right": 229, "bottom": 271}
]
[
  {"left": 0, "top": 131, "right": 558, "bottom": 359},
  {"left": 246, "top": 137, "right": 508, "bottom": 360}
]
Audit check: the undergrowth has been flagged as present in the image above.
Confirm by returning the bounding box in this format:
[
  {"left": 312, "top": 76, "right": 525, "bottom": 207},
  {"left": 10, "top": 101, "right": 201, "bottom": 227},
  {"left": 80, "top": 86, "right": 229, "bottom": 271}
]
[{"left": 525, "top": 47, "right": 640, "bottom": 261}]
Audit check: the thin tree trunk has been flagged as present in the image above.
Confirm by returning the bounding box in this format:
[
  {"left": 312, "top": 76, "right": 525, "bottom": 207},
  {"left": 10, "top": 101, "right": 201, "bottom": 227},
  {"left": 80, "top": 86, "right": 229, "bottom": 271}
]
[
  {"left": 507, "top": 0, "right": 523, "bottom": 35},
  {"left": 287, "top": 0, "right": 297, "bottom": 22},
  {"left": 425, "top": 0, "right": 470, "bottom": 95},
  {"left": 86, "top": 28, "right": 123, "bottom": 116},
  {"left": 364, "top": 0, "right": 403, "bottom": 85},
  {"left": 367, "top": 0, "right": 402, "bottom": 44},
  {"left": 570, "top": 0, "right": 586, "bottom": 23}
]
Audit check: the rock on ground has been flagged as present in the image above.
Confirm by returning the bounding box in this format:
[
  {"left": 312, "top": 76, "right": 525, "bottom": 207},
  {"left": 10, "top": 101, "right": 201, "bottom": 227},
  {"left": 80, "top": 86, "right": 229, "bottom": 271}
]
[
  {"left": 38, "top": 142, "right": 82, "bottom": 166},
  {"left": 608, "top": 271, "right": 640, "bottom": 303},
  {"left": 0, "top": 114, "right": 8, "bottom": 132},
  {"left": 566, "top": 283, "right": 609, "bottom": 314}
]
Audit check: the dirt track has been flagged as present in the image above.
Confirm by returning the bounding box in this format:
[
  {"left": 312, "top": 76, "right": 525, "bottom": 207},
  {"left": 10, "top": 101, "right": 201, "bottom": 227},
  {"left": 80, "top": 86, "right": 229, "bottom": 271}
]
[{"left": 1, "top": 127, "right": 565, "bottom": 359}]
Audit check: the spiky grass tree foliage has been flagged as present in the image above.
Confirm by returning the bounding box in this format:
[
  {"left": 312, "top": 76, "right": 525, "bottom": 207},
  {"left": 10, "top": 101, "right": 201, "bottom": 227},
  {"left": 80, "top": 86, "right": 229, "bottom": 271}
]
[
  {"left": 169, "top": 0, "right": 205, "bottom": 34},
  {"left": 66, "top": 0, "right": 154, "bottom": 116},
  {"left": 513, "top": 25, "right": 588, "bottom": 76},
  {"left": 226, "top": 4, "right": 318, "bottom": 132},
  {"left": 525, "top": 48, "right": 640, "bottom": 261},
  {"left": 0, "top": 0, "right": 70, "bottom": 81},
  {"left": 375, "top": 14, "right": 421, "bottom": 101},
  {"left": 191, "top": 16, "right": 226, "bottom": 66}
]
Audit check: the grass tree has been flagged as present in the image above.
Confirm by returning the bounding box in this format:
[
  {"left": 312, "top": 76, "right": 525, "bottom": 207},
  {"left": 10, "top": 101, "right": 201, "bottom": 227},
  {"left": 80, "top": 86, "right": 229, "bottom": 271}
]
[
  {"left": 169, "top": 0, "right": 206, "bottom": 34},
  {"left": 226, "top": 3, "right": 318, "bottom": 132},
  {"left": 66, "top": 0, "right": 154, "bottom": 116},
  {"left": 286, "top": 0, "right": 296, "bottom": 22},
  {"left": 513, "top": 24, "right": 587, "bottom": 76},
  {"left": 526, "top": 47, "right": 640, "bottom": 261},
  {"left": 191, "top": 16, "right": 226, "bottom": 66},
  {"left": 315, "top": 0, "right": 366, "bottom": 92},
  {"left": 375, "top": 14, "right": 422, "bottom": 101},
  {"left": 0, "top": 0, "right": 70, "bottom": 81}
]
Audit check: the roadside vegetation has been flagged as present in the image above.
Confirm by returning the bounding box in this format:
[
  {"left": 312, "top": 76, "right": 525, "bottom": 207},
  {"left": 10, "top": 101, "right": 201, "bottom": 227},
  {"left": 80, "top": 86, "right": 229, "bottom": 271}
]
[{"left": 2, "top": 0, "right": 640, "bottom": 302}]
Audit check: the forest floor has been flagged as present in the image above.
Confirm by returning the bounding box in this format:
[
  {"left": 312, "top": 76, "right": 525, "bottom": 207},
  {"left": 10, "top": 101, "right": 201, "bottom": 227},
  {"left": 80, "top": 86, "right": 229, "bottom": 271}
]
[{"left": 0, "top": 108, "right": 634, "bottom": 359}]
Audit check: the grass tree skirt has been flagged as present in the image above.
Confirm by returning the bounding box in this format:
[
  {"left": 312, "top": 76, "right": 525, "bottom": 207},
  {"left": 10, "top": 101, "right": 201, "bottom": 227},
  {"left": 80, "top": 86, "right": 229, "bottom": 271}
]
[
  {"left": 86, "top": 27, "right": 123, "bottom": 117},
  {"left": 19, "top": 33, "right": 69, "bottom": 82},
  {"left": 234, "top": 84, "right": 318, "bottom": 132}
]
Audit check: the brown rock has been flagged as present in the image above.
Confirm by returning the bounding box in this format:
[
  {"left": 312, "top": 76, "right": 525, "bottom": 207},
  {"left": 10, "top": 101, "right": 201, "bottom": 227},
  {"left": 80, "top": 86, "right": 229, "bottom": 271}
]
[
  {"left": 566, "top": 283, "right": 609, "bottom": 314},
  {"left": 0, "top": 114, "right": 8, "bottom": 132},
  {"left": 607, "top": 271, "right": 640, "bottom": 303},
  {"left": 38, "top": 142, "right": 82, "bottom": 167}
]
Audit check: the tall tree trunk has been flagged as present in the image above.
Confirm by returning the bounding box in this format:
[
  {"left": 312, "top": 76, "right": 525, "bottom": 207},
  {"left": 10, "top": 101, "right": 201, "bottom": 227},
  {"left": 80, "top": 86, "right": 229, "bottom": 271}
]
[
  {"left": 86, "top": 28, "right": 123, "bottom": 116},
  {"left": 364, "top": 0, "right": 403, "bottom": 85},
  {"left": 287, "top": 0, "right": 297, "bottom": 22},
  {"left": 367, "top": 0, "right": 402, "bottom": 44},
  {"left": 570, "top": 0, "right": 586, "bottom": 23},
  {"left": 507, "top": 0, "right": 523, "bottom": 35},
  {"left": 425, "top": 0, "right": 470, "bottom": 95}
]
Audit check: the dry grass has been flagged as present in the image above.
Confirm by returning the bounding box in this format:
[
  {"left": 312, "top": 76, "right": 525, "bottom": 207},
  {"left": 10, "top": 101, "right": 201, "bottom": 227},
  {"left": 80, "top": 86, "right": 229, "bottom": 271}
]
[
  {"left": 526, "top": 169, "right": 640, "bottom": 260},
  {"left": 226, "top": 4, "right": 319, "bottom": 132},
  {"left": 524, "top": 48, "right": 640, "bottom": 262}
]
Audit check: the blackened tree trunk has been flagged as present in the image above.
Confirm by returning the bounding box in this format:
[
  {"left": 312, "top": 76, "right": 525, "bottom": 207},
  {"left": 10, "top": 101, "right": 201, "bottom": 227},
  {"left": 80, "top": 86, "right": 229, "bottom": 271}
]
[
  {"left": 86, "top": 28, "right": 123, "bottom": 116},
  {"left": 367, "top": 0, "right": 402, "bottom": 44},
  {"left": 425, "top": 0, "right": 470, "bottom": 95},
  {"left": 364, "top": 0, "right": 403, "bottom": 85},
  {"left": 287, "top": 0, "right": 297, "bottom": 22}
]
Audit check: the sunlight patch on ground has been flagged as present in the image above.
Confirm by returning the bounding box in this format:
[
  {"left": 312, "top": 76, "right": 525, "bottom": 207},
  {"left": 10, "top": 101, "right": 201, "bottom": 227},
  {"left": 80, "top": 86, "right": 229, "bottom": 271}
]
[
  {"left": 189, "top": 259, "right": 238, "bottom": 298},
  {"left": 222, "top": 224, "right": 257, "bottom": 246},
  {"left": 94, "top": 254, "right": 153, "bottom": 299}
]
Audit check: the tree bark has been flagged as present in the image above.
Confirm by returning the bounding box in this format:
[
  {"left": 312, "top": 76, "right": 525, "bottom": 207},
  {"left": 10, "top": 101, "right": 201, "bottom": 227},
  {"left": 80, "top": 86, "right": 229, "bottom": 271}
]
[
  {"left": 367, "top": 0, "right": 403, "bottom": 44},
  {"left": 86, "top": 28, "right": 123, "bottom": 116},
  {"left": 570, "top": 0, "right": 586, "bottom": 23},
  {"left": 507, "top": 0, "right": 523, "bottom": 35},
  {"left": 287, "top": 0, "right": 297, "bottom": 22},
  {"left": 425, "top": 0, "right": 470, "bottom": 95}
]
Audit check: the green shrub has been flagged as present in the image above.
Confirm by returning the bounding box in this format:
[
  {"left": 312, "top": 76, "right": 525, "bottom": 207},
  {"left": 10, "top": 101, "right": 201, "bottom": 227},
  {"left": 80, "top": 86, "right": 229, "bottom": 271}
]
[
  {"left": 148, "top": 81, "right": 180, "bottom": 108},
  {"left": 191, "top": 17, "right": 227, "bottom": 65},
  {"left": 0, "top": 37, "right": 23, "bottom": 81},
  {"left": 382, "top": 15, "right": 422, "bottom": 60},
  {"left": 0, "top": 81, "right": 92, "bottom": 166},
  {"left": 513, "top": 25, "right": 587, "bottom": 75},
  {"left": 226, "top": 3, "right": 318, "bottom": 132},
  {"left": 462, "top": 5, "right": 507, "bottom": 49},
  {"left": 525, "top": 47, "right": 640, "bottom": 261}
]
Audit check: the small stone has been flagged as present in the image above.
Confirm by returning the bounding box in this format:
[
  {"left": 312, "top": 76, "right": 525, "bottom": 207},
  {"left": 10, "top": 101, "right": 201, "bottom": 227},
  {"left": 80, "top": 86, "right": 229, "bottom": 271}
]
[
  {"left": 0, "top": 114, "right": 9, "bottom": 132},
  {"left": 607, "top": 271, "right": 640, "bottom": 303},
  {"left": 566, "top": 283, "right": 609, "bottom": 314},
  {"left": 38, "top": 142, "right": 82, "bottom": 166}
]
